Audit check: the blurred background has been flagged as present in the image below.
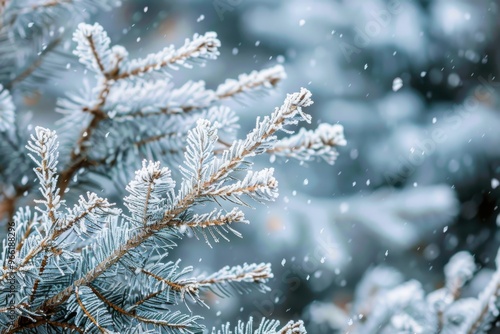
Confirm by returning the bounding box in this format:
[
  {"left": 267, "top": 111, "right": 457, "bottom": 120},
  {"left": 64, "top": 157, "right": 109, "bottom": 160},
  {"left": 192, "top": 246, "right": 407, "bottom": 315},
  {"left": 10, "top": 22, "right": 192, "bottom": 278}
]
[{"left": 5, "top": 0, "right": 500, "bottom": 332}]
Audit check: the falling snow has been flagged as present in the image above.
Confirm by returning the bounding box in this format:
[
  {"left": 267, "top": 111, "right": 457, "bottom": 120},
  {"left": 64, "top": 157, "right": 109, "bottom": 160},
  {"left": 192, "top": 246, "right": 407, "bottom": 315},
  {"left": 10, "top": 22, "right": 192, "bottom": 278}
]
[{"left": 392, "top": 77, "right": 403, "bottom": 91}]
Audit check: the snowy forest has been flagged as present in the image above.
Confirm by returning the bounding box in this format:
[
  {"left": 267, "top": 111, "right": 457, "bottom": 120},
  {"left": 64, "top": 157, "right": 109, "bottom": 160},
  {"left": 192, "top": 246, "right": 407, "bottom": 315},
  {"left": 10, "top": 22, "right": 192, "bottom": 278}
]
[{"left": 1, "top": 0, "right": 500, "bottom": 333}]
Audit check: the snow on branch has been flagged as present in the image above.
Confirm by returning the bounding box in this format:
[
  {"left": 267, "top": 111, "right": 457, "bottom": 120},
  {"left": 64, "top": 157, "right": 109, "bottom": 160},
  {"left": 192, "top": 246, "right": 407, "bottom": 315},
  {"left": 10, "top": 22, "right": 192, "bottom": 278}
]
[
  {"left": 109, "top": 80, "right": 218, "bottom": 119},
  {"left": 204, "top": 168, "right": 279, "bottom": 205},
  {"left": 124, "top": 160, "right": 175, "bottom": 227},
  {"left": 197, "top": 262, "right": 273, "bottom": 297},
  {"left": 271, "top": 123, "right": 346, "bottom": 164},
  {"left": 342, "top": 249, "right": 500, "bottom": 334},
  {"left": 355, "top": 280, "right": 436, "bottom": 333},
  {"left": 111, "top": 65, "right": 286, "bottom": 120},
  {"left": 216, "top": 64, "right": 286, "bottom": 100},
  {"left": 462, "top": 249, "right": 500, "bottom": 334},
  {"left": 58, "top": 192, "right": 118, "bottom": 238},
  {"left": 444, "top": 252, "right": 476, "bottom": 299},
  {"left": 175, "top": 207, "right": 247, "bottom": 247},
  {"left": 213, "top": 317, "right": 306, "bottom": 334},
  {"left": 209, "top": 88, "right": 314, "bottom": 184},
  {"left": 0, "top": 15, "right": 343, "bottom": 331},
  {"left": 180, "top": 119, "right": 218, "bottom": 191},
  {"left": 118, "top": 32, "right": 220, "bottom": 79},
  {"left": 425, "top": 251, "right": 476, "bottom": 331},
  {"left": 26, "top": 127, "right": 62, "bottom": 224},
  {"left": 73, "top": 22, "right": 124, "bottom": 77},
  {"left": 0, "top": 84, "right": 14, "bottom": 131}
]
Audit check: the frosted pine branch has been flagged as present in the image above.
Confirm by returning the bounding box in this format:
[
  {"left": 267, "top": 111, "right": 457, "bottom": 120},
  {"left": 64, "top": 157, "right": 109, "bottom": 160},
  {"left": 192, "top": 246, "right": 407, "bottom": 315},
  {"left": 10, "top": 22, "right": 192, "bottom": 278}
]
[
  {"left": 26, "top": 127, "right": 62, "bottom": 225},
  {"left": 204, "top": 168, "right": 278, "bottom": 204},
  {"left": 216, "top": 65, "right": 286, "bottom": 99},
  {"left": 209, "top": 88, "right": 314, "bottom": 184},
  {"left": 133, "top": 262, "right": 273, "bottom": 309},
  {"left": 124, "top": 160, "right": 175, "bottom": 227},
  {"left": 270, "top": 123, "right": 346, "bottom": 164},
  {"left": 53, "top": 23, "right": 315, "bottom": 204},
  {"left": 58, "top": 192, "right": 118, "bottom": 239},
  {"left": 0, "top": 84, "right": 14, "bottom": 131},
  {"left": 278, "top": 320, "right": 307, "bottom": 334},
  {"left": 426, "top": 251, "right": 476, "bottom": 330},
  {"left": 212, "top": 317, "right": 306, "bottom": 334},
  {"left": 56, "top": 24, "right": 222, "bottom": 195},
  {"left": 2, "top": 96, "right": 316, "bottom": 331},
  {"left": 180, "top": 119, "right": 218, "bottom": 191},
  {"left": 110, "top": 80, "right": 217, "bottom": 118},
  {"left": 197, "top": 262, "right": 273, "bottom": 297},
  {"left": 463, "top": 249, "right": 500, "bottom": 334},
  {"left": 174, "top": 208, "right": 247, "bottom": 246},
  {"left": 73, "top": 22, "right": 118, "bottom": 76},
  {"left": 343, "top": 248, "right": 500, "bottom": 334},
  {"left": 111, "top": 66, "right": 286, "bottom": 120},
  {"left": 56, "top": 92, "right": 310, "bottom": 309},
  {"left": 444, "top": 252, "right": 476, "bottom": 300},
  {"left": 0, "top": 14, "right": 349, "bottom": 333},
  {"left": 354, "top": 280, "right": 433, "bottom": 333},
  {"left": 118, "top": 32, "right": 220, "bottom": 79}
]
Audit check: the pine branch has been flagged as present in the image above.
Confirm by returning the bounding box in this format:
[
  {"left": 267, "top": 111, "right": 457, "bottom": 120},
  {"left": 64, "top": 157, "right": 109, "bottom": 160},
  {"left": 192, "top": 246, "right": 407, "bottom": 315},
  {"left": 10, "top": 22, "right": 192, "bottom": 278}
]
[
  {"left": 357, "top": 280, "right": 428, "bottom": 333},
  {"left": 215, "top": 65, "right": 286, "bottom": 99},
  {"left": 0, "top": 16, "right": 325, "bottom": 332},
  {"left": 73, "top": 287, "right": 108, "bottom": 333},
  {"left": 132, "top": 106, "right": 239, "bottom": 158},
  {"left": 90, "top": 284, "right": 201, "bottom": 332},
  {"left": 197, "top": 262, "right": 273, "bottom": 297},
  {"left": 269, "top": 123, "right": 346, "bottom": 164},
  {"left": 0, "top": 131, "right": 116, "bottom": 285},
  {"left": 212, "top": 317, "right": 306, "bottom": 334},
  {"left": 14, "top": 209, "right": 38, "bottom": 255},
  {"left": 56, "top": 192, "right": 116, "bottom": 238},
  {"left": 463, "top": 249, "right": 500, "bottom": 334},
  {"left": 124, "top": 160, "right": 175, "bottom": 227},
  {"left": 180, "top": 119, "right": 218, "bottom": 192},
  {"left": 203, "top": 168, "right": 278, "bottom": 205},
  {"left": 58, "top": 24, "right": 221, "bottom": 195},
  {"left": 129, "top": 261, "right": 272, "bottom": 310},
  {"left": 0, "top": 84, "right": 14, "bottom": 131},
  {"left": 73, "top": 22, "right": 121, "bottom": 78},
  {"left": 26, "top": 127, "right": 62, "bottom": 225},
  {"left": 174, "top": 207, "right": 247, "bottom": 246},
  {"left": 126, "top": 261, "right": 198, "bottom": 310},
  {"left": 444, "top": 252, "right": 476, "bottom": 301},
  {"left": 205, "top": 87, "right": 313, "bottom": 185},
  {"left": 112, "top": 80, "right": 216, "bottom": 119},
  {"left": 28, "top": 252, "right": 49, "bottom": 304},
  {"left": 116, "top": 65, "right": 286, "bottom": 120},
  {"left": 117, "top": 32, "right": 220, "bottom": 80},
  {"left": 27, "top": 89, "right": 315, "bottom": 323},
  {"left": 428, "top": 251, "right": 476, "bottom": 331},
  {"left": 278, "top": 320, "right": 307, "bottom": 334}
]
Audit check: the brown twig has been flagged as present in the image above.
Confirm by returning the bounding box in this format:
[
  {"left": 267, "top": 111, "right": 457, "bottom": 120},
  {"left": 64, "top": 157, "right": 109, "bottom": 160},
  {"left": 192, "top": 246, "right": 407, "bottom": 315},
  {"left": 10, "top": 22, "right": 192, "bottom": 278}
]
[
  {"left": 89, "top": 285, "right": 192, "bottom": 329},
  {"left": 74, "top": 287, "right": 107, "bottom": 334},
  {"left": 28, "top": 253, "right": 49, "bottom": 303}
]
